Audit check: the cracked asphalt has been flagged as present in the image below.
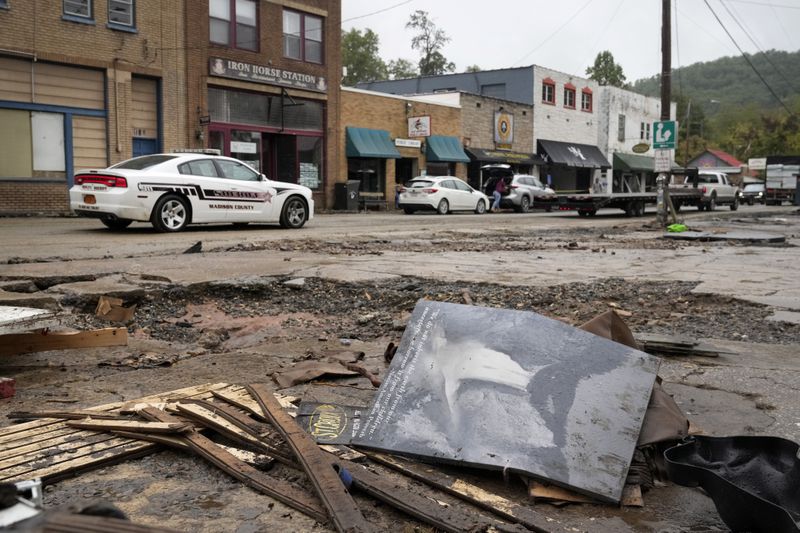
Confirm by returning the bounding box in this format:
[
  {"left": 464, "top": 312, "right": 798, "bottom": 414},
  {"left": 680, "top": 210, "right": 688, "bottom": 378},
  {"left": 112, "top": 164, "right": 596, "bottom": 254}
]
[{"left": 1, "top": 205, "right": 799, "bottom": 532}]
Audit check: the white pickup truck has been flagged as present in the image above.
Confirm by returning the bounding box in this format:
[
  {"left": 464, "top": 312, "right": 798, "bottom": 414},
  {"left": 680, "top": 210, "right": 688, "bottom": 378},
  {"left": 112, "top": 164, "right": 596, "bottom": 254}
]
[{"left": 682, "top": 171, "right": 740, "bottom": 211}]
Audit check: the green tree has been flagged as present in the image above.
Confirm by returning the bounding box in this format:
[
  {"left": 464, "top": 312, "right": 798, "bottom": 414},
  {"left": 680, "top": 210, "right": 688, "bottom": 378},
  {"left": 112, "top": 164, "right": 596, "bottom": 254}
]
[
  {"left": 341, "top": 28, "right": 388, "bottom": 85},
  {"left": 586, "top": 51, "right": 627, "bottom": 87},
  {"left": 406, "top": 10, "right": 455, "bottom": 76},
  {"left": 465, "top": 65, "right": 481, "bottom": 73},
  {"left": 387, "top": 58, "right": 418, "bottom": 80}
]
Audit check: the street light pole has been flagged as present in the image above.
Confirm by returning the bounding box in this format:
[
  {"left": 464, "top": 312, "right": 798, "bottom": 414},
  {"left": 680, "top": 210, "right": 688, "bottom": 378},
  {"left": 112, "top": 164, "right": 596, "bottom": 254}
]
[{"left": 656, "top": 0, "right": 672, "bottom": 227}]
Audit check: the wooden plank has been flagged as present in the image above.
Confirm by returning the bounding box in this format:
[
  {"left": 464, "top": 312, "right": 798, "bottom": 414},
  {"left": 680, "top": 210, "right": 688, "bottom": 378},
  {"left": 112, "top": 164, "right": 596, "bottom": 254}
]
[
  {"left": 621, "top": 484, "right": 644, "bottom": 507},
  {"left": 140, "top": 408, "right": 328, "bottom": 524},
  {"left": 112, "top": 431, "right": 191, "bottom": 452},
  {"left": 211, "top": 387, "right": 298, "bottom": 420},
  {"left": 42, "top": 511, "right": 182, "bottom": 532},
  {"left": 8, "top": 410, "right": 127, "bottom": 421},
  {"left": 336, "top": 456, "right": 532, "bottom": 533},
  {"left": 246, "top": 383, "right": 371, "bottom": 533},
  {"left": 527, "top": 480, "right": 596, "bottom": 505},
  {"left": 367, "top": 452, "right": 551, "bottom": 532},
  {"left": 0, "top": 383, "right": 233, "bottom": 484},
  {"left": 66, "top": 419, "right": 192, "bottom": 434},
  {"left": 0, "top": 438, "right": 154, "bottom": 483},
  {"left": 0, "top": 431, "right": 118, "bottom": 469},
  {"left": 173, "top": 400, "right": 295, "bottom": 466},
  {"left": 0, "top": 327, "right": 128, "bottom": 356}
]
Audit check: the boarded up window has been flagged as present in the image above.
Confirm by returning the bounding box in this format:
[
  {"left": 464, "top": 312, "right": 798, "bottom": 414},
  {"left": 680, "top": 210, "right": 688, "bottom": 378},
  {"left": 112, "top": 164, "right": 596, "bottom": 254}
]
[
  {"left": 73, "top": 116, "right": 107, "bottom": 170},
  {"left": 34, "top": 63, "right": 104, "bottom": 110},
  {"left": 31, "top": 112, "right": 65, "bottom": 172},
  {"left": 131, "top": 77, "right": 157, "bottom": 139},
  {"left": 0, "top": 57, "right": 33, "bottom": 104},
  {"left": 0, "top": 109, "right": 33, "bottom": 178}
]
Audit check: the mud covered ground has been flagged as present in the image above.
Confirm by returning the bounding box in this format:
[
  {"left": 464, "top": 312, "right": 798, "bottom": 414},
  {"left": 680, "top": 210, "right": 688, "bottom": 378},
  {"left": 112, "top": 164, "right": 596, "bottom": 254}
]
[{"left": 2, "top": 210, "right": 799, "bottom": 532}]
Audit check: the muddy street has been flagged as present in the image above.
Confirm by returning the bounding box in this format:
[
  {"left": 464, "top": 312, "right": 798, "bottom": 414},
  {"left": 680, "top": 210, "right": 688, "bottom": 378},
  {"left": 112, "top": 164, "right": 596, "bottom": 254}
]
[{"left": 1, "top": 206, "right": 799, "bottom": 532}]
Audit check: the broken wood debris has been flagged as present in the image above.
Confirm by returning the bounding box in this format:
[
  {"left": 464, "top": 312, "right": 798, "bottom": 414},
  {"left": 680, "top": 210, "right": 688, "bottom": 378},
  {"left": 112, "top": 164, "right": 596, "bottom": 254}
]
[
  {"left": 247, "top": 383, "right": 371, "bottom": 533},
  {"left": 65, "top": 419, "right": 193, "bottom": 434},
  {"left": 366, "top": 452, "right": 551, "bottom": 532},
  {"left": 635, "top": 332, "right": 731, "bottom": 357},
  {"left": 0, "top": 327, "right": 128, "bottom": 357},
  {"left": 139, "top": 407, "right": 329, "bottom": 524},
  {"left": 95, "top": 295, "right": 136, "bottom": 323},
  {"left": 337, "top": 361, "right": 382, "bottom": 387},
  {"left": 8, "top": 410, "right": 128, "bottom": 421},
  {"left": 0, "top": 305, "right": 58, "bottom": 335}
]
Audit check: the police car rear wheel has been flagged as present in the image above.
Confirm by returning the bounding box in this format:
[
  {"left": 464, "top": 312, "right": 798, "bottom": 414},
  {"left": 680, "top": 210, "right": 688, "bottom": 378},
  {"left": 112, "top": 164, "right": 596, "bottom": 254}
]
[{"left": 152, "top": 194, "right": 190, "bottom": 232}]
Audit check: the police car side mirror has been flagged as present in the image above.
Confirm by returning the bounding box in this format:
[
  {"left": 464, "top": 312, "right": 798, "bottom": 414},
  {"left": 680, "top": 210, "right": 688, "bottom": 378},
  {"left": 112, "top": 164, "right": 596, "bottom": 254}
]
[{"left": 260, "top": 173, "right": 267, "bottom": 181}]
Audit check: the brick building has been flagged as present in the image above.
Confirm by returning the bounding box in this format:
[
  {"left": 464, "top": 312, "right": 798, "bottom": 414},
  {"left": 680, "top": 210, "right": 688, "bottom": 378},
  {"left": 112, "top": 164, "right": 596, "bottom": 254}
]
[
  {"left": 340, "top": 87, "right": 467, "bottom": 208},
  {"left": 358, "top": 66, "right": 672, "bottom": 194},
  {"left": 413, "top": 91, "right": 536, "bottom": 190},
  {"left": 0, "top": 0, "right": 341, "bottom": 214},
  {"left": 188, "top": 0, "right": 341, "bottom": 210},
  {"left": 0, "top": 0, "right": 188, "bottom": 215}
]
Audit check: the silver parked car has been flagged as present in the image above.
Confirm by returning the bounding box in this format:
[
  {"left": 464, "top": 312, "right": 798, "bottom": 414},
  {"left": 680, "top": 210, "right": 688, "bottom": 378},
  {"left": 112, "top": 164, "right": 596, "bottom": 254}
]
[
  {"left": 482, "top": 165, "right": 556, "bottom": 213},
  {"left": 399, "top": 176, "right": 490, "bottom": 215}
]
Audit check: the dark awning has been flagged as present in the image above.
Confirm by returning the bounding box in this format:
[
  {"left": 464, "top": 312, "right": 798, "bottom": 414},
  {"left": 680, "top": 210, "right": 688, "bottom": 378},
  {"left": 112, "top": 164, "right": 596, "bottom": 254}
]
[
  {"left": 426, "top": 135, "right": 470, "bottom": 163},
  {"left": 346, "top": 127, "right": 401, "bottom": 159},
  {"left": 538, "top": 139, "right": 611, "bottom": 169},
  {"left": 465, "top": 147, "right": 545, "bottom": 166},
  {"left": 613, "top": 152, "right": 655, "bottom": 173}
]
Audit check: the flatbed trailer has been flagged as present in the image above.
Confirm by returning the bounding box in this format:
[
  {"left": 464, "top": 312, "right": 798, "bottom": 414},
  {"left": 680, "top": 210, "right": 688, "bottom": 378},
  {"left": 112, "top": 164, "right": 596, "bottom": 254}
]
[{"left": 539, "top": 188, "right": 704, "bottom": 217}]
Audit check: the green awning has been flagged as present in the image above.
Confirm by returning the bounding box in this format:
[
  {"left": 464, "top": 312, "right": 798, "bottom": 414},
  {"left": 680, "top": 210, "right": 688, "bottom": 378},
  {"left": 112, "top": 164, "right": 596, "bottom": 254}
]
[
  {"left": 345, "top": 127, "right": 401, "bottom": 159},
  {"left": 426, "top": 135, "right": 470, "bottom": 163},
  {"left": 613, "top": 152, "right": 655, "bottom": 173}
]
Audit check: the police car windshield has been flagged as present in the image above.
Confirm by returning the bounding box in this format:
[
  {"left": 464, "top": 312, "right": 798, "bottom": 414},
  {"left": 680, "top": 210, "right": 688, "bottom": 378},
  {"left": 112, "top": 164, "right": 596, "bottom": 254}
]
[{"left": 112, "top": 155, "right": 178, "bottom": 170}]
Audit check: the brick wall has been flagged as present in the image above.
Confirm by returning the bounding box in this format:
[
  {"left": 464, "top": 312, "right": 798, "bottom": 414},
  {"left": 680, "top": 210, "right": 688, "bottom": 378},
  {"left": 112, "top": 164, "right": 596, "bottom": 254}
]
[
  {"left": 0, "top": 182, "right": 70, "bottom": 215},
  {"left": 340, "top": 89, "right": 465, "bottom": 203},
  {"left": 460, "top": 93, "right": 534, "bottom": 153},
  {"left": 184, "top": 0, "right": 341, "bottom": 209},
  {"left": 0, "top": 0, "right": 187, "bottom": 213}
]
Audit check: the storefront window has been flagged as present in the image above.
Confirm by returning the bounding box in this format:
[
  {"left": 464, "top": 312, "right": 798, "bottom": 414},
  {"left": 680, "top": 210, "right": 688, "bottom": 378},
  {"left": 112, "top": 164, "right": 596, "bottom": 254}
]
[
  {"left": 348, "top": 158, "right": 385, "bottom": 193},
  {"left": 276, "top": 136, "right": 296, "bottom": 183},
  {"left": 208, "top": 87, "right": 322, "bottom": 132},
  {"left": 230, "top": 130, "right": 260, "bottom": 172},
  {"left": 298, "top": 136, "right": 322, "bottom": 190}
]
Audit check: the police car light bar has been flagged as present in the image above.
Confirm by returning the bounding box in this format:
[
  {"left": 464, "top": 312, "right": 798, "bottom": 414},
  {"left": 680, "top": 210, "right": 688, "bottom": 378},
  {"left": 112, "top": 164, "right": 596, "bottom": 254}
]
[{"left": 172, "top": 148, "right": 222, "bottom": 155}]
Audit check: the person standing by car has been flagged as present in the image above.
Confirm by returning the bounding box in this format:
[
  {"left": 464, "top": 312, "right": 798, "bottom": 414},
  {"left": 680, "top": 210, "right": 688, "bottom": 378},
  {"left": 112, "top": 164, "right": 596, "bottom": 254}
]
[{"left": 492, "top": 177, "right": 507, "bottom": 212}]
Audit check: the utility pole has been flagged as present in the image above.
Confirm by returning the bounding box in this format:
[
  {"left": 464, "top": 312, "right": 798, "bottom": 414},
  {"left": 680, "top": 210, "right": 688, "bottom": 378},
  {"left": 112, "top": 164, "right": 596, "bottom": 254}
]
[{"left": 656, "top": 0, "right": 672, "bottom": 227}]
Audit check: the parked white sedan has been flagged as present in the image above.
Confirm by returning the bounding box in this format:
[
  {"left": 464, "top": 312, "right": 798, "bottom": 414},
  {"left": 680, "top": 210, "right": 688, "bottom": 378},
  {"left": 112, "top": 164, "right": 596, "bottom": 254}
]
[
  {"left": 399, "top": 176, "right": 489, "bottom": 215},
  {"left": 70, "top": 152, "right": 314, "bottom": 232}
]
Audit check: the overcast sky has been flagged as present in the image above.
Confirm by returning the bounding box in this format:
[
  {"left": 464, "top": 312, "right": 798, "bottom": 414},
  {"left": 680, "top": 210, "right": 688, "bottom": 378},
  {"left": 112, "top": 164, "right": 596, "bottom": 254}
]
[{"left": 342, "top": 0, "right": 800, "bottom": 82}]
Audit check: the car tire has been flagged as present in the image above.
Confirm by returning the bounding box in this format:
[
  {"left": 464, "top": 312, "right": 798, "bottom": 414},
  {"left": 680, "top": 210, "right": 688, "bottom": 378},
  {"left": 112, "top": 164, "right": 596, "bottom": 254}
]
[
  {"left": 475, "top": 199, "right": 487, "bottom": 214},
  {"left": 101, "top": 218, "right": 132, "bottom": 231},
  {"left": 519, "top": 196, "right": 531, "bottom": 213},
  {"left": 436, "top": 199, "right": 449, "bottom": 215},
  {"left": 730, "top": 196, "right": 738, "bottom": 211},
  {"left": 708, "top": 195, "right": 717, "bottom": 211},
  {"left": 280, "top": 196, "right": 308, "bottom": 229},
  {"left": 698, "top": 203, "right": 705, "bottom": 211},
  {"left": 151, "top": 194, "right": 190, "bottom": 232},
  {"left": 403, "top": 207, "right": 415, "bottom": 215}
]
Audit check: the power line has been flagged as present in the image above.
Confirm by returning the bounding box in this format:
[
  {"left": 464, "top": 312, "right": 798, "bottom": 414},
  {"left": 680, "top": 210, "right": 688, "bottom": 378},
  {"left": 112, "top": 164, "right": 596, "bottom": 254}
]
[
  {"left": 512, "top": 0, "right": 595, "bottom": 67},
  {"left": 726, "top": 0, "right": 800, "bottom": 9},
  {"left": 703, "top": 0, "right": 795, "bottom": 116},
  {"left": 578, "top": 0, "right": 626, "bottom": 77},
  {"left": 342, "top": 0, "right": 414, "bottom": 24},
  {"left": 720, "top": 0, "right": 799, "bottom": 94}
]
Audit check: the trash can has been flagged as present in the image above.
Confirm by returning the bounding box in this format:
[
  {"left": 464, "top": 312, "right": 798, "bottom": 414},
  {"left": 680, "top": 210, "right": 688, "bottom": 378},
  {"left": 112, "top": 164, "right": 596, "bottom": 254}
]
[
  {"left": 334, "top": 180, "right": 360, "bottom": 211},
  {"left": 795, "top": 175, "right": 800, "bottom": 206}
]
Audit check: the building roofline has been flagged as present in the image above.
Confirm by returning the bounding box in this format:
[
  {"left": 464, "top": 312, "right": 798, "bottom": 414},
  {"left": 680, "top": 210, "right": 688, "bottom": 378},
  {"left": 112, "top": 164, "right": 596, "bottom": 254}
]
[{"left": 341, "top": 86, "right": 462, "bottom": 109}]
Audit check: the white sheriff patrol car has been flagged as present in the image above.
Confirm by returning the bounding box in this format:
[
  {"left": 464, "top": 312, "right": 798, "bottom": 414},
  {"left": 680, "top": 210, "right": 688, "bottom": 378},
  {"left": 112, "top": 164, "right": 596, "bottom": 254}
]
[{"left": 69, "top": 151, "right": 314, "bottom": 232}]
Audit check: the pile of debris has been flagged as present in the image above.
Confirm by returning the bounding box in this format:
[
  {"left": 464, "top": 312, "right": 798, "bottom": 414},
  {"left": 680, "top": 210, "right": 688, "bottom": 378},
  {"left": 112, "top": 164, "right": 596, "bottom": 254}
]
[{"left": 1, "top": 301, "right": 797, "bottom": 532}]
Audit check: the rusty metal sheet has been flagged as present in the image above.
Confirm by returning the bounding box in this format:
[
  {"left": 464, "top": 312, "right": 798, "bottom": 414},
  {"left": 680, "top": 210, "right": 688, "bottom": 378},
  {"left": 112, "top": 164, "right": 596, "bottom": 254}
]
[{"left": 352, "top": 300, "right": 660, "bottom": 504}]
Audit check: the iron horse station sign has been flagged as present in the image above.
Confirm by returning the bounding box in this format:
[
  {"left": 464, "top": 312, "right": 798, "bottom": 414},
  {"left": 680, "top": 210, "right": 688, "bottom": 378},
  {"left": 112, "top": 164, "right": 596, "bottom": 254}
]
[{"left": 209, "top": 57, "right": 327, "bottom": 93}]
